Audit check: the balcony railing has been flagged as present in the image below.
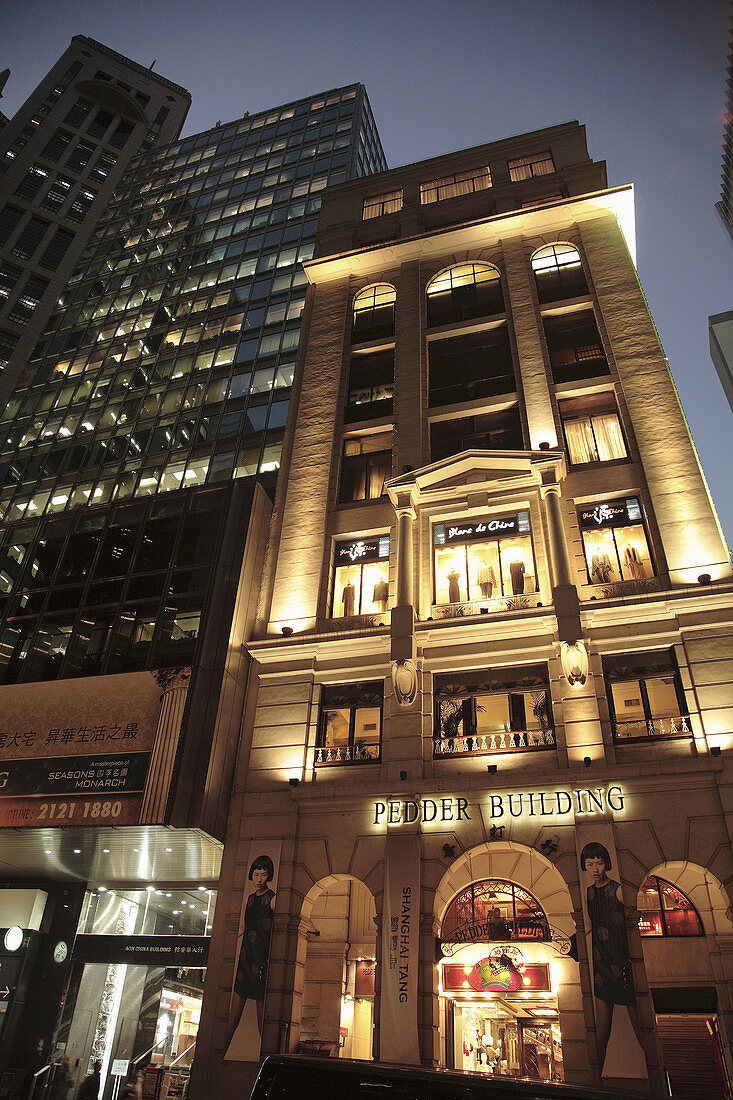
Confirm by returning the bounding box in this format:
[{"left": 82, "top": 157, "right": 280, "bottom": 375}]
[
  {"left": 431, "top": 594, "right": 542, "bottom": 619},
  {"left": 314, "top": 742, "right": 380, "bottom": 766},
  {"left": 434, "top": 728, "right": 556, "bottom": 757},
  {"left": 597, "top": 577, "right": 660, "bottom": 599},
  {"left": 612, "top": 714, "right": 691, "bottom": 741}
]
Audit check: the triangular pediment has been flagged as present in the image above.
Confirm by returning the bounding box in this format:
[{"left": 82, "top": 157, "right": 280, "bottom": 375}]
[{"left": 386, "top": 448, "right": 565, "bottom": 508}]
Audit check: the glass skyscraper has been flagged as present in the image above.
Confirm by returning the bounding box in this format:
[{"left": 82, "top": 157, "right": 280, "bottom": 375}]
[{"left": 0, "top": 84, "right": 385, "bottom": 684}]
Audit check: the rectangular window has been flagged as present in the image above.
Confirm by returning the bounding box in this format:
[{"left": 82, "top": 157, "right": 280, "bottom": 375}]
[
  {"left": 559, "top": 393, "right": 627, "bottom": 465},
  {"left": 89, "top": 152, "right": 117, "bottom": 182},
  {"left": 433, "top": 511, "right": 536, "bottom": 606},
  {"left": 109, "top": 120, "right": 134, "bottom": 149},
  {"left": 15, "top": 164, "right": 50, "bottom": 201},
  {"left": 65, "top": 142, "right": 94, "bottom": 174},
  {"left": 420, "top": 165, "right": 492, "bottom": 204},
  {"left": 41, "top": 130, "right": 72, "bottom": 163},
  {"left": 603, "top": 651, "right": 689, "bottom": 741},
  {"left": 362, "top": 188, "right": 403, "bottom": 219},
  {"left": 339, "top": 432, "right": 391, "bottom": 503},
  {"left": 12, "top": 217, "right": 49, "bottom": 260},
  {"left": 429, "top": 327, "right": 515, "bottom": 406},
  {"left": 317, "top": 681, "right": 382, "bottom": 765},
  {"left": 9, "top": 276, "right": 48, "bottom": 324},
  {"left": 38, "top": 227, "right": 74, "bottom": 271},
  {"left": 331, "top": 535, "right": 390, "bottom": 619},
  {"left": 40, "top": 175, "right": 74, "bottom": 213},
  {"left": 578, "top": 497, "right": 653, "bottom": 586},
  {"left": 434, "top": 665, "right": 554, "bottom": 757},
  {"left": 87, "top": 108, "right": 114, "bottom": 140},
  {"left": 543, "top": 310, "right": 609, "bottom": 384},
  {"left": 0, "top": 206, "right": 23, "bottom": 246},
  {"left": 0, "top": 330, "right": 19, "bottom": 369},
  {"left": 0, "top": 264, "right": 20, "bottom": 302},
  {"left": 430, "top": 407, "right": 524, "bottom": 462},
  {"left": 68, "top": 187, "right": 96, "bottom": 223},
  {"left": 346, "top": 350, "right": 394, "bottom": 422},
  {"left": 508, "top": 150, "right": 555, "bottom": 181},
  {"left": 64, "top": 99, "right": 93, "bottom": 128}
]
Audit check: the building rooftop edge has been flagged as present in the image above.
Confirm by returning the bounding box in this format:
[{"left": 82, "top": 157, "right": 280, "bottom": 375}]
[{"left": 72, "top": 34, "right": 192, "bottom": 99}]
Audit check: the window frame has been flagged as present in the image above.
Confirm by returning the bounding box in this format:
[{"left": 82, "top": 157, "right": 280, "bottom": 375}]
[
  {"left": 351, "top": 283, "right": 396, "bottom": 344},
  {"left": 559, "top": 393, "right": 628, "bottom": 467},
  {"left": 508, "top": 150, "right": 555, "bottom": 181},
  {"left": 603, "top": 650, "right": 689, "bottom": 743},
  {"left": 432, "top": 510, "right": 536, "bottom": 606},
  {"left": 434, "top": 665, "right": 554, "bottom": 757},
  {"left": 426, "top": 262, "right": 504, "bottom": 328},
  {"left": 338, "top": 432, "right": 392, "bottom": 504},
  {"left": 420, "top": 165, "right": 492, "bottom": 205},
  {"left": 362, "top": 188, "right": 403, "bottom": 220},
  {"left": 577, "top": 496, "right": 654, "bottom": 587},
  {"left": 531, "top": 243, "right": 588, "bottom": 303},
  {"left": 638, "top": 875, "right": 704, "bottom": 938},
  {"left": 330, "top": 534, "right": 390, "bottom": 619},
  {"left": 316, "top": 681, "right": 383, "bottom": 766}
]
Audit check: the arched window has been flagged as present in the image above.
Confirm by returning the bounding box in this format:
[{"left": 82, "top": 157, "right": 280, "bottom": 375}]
[
  {"left": 441, "top": 879, "right": 550, "bottom": 943},
  {"left": 426, "top": 262, "right": 503, "bottom": 327},
  {"left": 351, "top": 284, "right": 396, "bottom": 344},
  {"left": 638, "top": 876, "right": 703, "bottom": 937},
  {"left": 531, "top": 243, "right": 587, "bottom": 304}
]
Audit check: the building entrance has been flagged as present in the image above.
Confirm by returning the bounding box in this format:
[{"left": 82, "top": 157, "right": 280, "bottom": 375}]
[{"left": 451, "top": 1000, "right": 563, "bottom": 1080}]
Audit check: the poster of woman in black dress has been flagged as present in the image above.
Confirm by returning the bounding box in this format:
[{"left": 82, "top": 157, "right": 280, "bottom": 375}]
[
  {"left": 580, "top": 840, "right": 645, "bottom": 1076},
  {"left": 225, "top": 849, "right": 278, "bottom": 1060}
]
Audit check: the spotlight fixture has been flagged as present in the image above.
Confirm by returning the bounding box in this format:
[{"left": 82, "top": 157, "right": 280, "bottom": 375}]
[
  {"left": 281, "top": 625, "right": 294, "bottom": 636},
  {"left": 538, "top": 441, "right": 551, "bottom": 451},
  {"left": 288, "top": 777, "right": 300, "bottom": 787},
  {"left": 399, "top": 770, "right": 407, "bottom": 781},
  {"left": 698, "top": 573, "right": 712, "bottom": 586},
  {"left": 487, "top": 764, "right": 498, "bottom": 775},
  {"left": 583, "top": 756, "right": 592, "bottom": 768},
  {"left": 711, "top": 745, "right": 722, "bottom": 757}
]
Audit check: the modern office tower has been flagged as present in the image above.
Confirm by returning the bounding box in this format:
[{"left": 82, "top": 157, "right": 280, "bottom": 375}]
[
  {"left": 718, "top": 18, "right": 733, "bottom": 241},
  {"left": 192, "top": 121, "right": 733, "bottom": 1099},
  {"left": 0, "top": 37, "right": 191, "bottom": 405},
  {"left": 710, "top": 309, "right": 733, "bottom": 412},
  {"left": 0, "top": 84, "right": 385, "bottom": 1097}
]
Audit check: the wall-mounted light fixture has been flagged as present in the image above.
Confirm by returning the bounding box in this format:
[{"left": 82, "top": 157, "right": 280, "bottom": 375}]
[
  {"left": 697, "top": 574, "right": 712, "bottom": 586},
  {"left": 288, "top": 777, "right": 300, "bottom": 787},
  {"left": 281, "top": 626, "right": 294, "bottom": 636},
  {"left": 487, "top": 764, "right": 498, "bottom": 775},
  {"left": 710, "top": 745, "right": 722, "bottom": 757},
  {"left": 583, "top": 756, "right": 592, "bottom": 768}
]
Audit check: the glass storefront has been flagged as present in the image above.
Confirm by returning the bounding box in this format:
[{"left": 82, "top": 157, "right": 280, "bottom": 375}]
[
  {"left": 433, "top": 512, "right": 536, "bottom": 606},
  {"left": 331, "top": 535, "right": 390, "bottom": 618},
  {"left": 451, "top": 1001, "right": 563, "bottom": 1080},
  {"left": 56, "top": 885, "right": 215, "bottom": 1100},
  {"left": 578, "top": 497, "right": 652, "bottom": 585}
]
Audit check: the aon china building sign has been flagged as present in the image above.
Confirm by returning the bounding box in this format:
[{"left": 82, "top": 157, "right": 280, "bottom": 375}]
[{"left": 373, "top": 785, "right": 626, "bottom": 826}]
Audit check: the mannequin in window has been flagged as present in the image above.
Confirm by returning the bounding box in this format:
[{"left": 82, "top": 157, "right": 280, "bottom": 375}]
[
  {"left": 590, "top": 545, "right": 614, "bottom": 585},
  {"left": 342, "top": 580, "right": 356, "bottom": 617},
  {"left": 509, "top": 557, "right": 525, "bottom": 595},
  {"left": 372, "top": 577, "right": 389, "bottom": 612},
  {"left": 477, "top": 560, "right": 496, "bottom": 598},
  {"left": 623, "top": 542, "right": 645, "bottom": 579},
  {"left": 447, "top": 568, "right": 462, "bottom": 603}
]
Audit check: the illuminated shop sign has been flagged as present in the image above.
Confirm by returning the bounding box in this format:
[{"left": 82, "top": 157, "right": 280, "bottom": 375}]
[
  {"left": 578, "top": 498, "right": 642, "bottom": 530},
  {"left": 434, "top": 511, "right": 530, "bottom": 547},
  {"left": 372, "top": 785, "right": 625, "bottom": 825},
  {"left": 335, "top": 536, "right": 390, "bottom": 565},
  {"left": 442, "top": 960, "right": 551, "bottom": 994}
]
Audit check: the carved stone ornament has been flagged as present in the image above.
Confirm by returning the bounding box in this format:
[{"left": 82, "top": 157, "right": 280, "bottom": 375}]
[
  {"left": 559, "top": 639, "right": 588, "bottom": 689},
  {"left": 392, "top": 659, "right": 418, "bottom": 706}
]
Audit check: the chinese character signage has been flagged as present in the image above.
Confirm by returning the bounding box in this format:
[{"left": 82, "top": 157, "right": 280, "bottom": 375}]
[{"left": 0, "top": 671, "right": 177, "bottom": 827}]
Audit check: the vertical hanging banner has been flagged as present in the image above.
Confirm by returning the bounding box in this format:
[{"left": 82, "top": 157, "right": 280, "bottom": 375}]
[
  {"left": 224, "top": 839, "right": 282, "bottom": 1062},
  {"left": 380, "top": 831, "right": 420, "bottom": 1064},
  {"left": 575, "top": 822, "right": 647, "bottom": 1080}
]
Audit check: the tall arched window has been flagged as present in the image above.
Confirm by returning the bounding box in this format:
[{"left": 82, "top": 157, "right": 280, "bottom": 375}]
[
  {"left": 442, "top": 879, "right": 550, "bottom": 943},
  {"left": 638, "top": 876, "right": 703, "bottom": 937},
  {"left": 351, "top": 284, "right": 396, "bottom": 344},
  {"left": 531, "top": 243, "right": 587, "bottom": 304},
  {"left": 426, "top": 262, "right": 503, "bottom": 327}
]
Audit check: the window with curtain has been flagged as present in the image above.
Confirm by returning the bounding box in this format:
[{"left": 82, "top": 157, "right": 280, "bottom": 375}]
[
  {"left": 362, "top": 189, "right": 403, "bottom": 219},
  {"left": 339, "top": 432, "right": 392, "bottom": 503},
  {"left": 560, "top": 394, "right": 627, "bottom": 465},
  {"left": 420, "top": 165, "right": 492, "bottom": 204}
]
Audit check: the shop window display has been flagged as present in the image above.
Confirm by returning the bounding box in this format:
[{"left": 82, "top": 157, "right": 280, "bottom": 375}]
[
  {"left": 578, "top": 497, "right": 652, "bottom": 586},
  {"left": 433, "top": 512, "right": 535, "bottom": 606},
  {"left": 637, "top": 876, "right": 703, "bottom": 937},
  {"left": 330, "top": 535, "right": 389, "bottom": 618}
]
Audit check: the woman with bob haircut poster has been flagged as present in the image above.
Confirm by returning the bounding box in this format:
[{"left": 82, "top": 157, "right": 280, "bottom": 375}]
[
  {"left": 226, "top": 853, "right": 276, "bottom": 1053},
  {"left": 580, "top": 840, "right": 644, "bottom": 1074}
]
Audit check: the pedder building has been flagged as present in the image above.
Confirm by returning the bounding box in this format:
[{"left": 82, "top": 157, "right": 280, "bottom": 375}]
[{"left": 192, "top": 122, "right": 733, "bottom": 1100}]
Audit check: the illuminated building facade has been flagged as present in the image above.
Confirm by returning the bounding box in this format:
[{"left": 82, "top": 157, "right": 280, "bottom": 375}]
[
  {"left": 0, "top": 37, "right": 191, "bottom": 404},
  {"left": 192, "top": 122, "right": 733, "bottom": 1099},
  {"left": 0, "top": 80, "right": 385, "bottom": 1099}
]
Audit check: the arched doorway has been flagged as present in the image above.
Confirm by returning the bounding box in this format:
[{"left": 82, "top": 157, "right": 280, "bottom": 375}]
[
  {"left": 295, "top": 875, "right": 376, "bottom": 1060},
  {"left": 432, "top": 842, "right": 579, "bottom": 1083},
  {"left": 638, "top": 862, "right": 733, "bottom": 1100}
]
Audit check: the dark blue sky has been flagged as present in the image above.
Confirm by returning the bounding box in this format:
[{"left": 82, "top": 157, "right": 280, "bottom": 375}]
[{"left": 3, "top": 0, "right": 732, "bottom": 542}]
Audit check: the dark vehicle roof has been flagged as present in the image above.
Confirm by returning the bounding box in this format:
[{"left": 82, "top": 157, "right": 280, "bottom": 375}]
[{"left": 251, "top": 1054, "right": 654, "bottom": 1100}]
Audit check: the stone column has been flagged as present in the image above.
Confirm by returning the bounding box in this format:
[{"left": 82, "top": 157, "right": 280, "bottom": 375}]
[
  {"left": 395, "top": 503, "right": 416, "bottom": 609},
  {"left": 139, "top": 670, "right": 190, "bottom": 824},
  {"left": 391, "top": 496, "right": 418, "bottom": 709}
]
